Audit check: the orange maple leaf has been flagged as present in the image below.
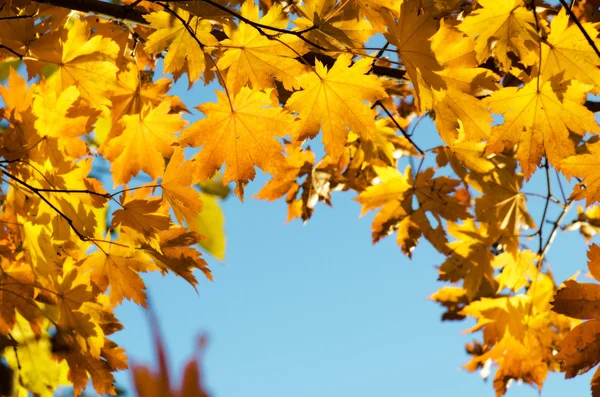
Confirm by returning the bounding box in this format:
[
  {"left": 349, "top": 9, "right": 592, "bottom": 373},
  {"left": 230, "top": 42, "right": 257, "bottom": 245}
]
[
  {"left": 181, "top": 86, "right": 295, "bottom": 198},
  {"left": 285, "top": 53, "right": 386, "bottom": 161},
  {"left": 102, "top": 102, "right": 188, "bottom": 186},
  {"left": 553, "top": 245, "right": 600, "bottom": 396}
]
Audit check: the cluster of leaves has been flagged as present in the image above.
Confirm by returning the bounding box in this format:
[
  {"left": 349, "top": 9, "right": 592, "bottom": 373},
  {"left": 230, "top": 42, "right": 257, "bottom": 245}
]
[{"left": 2, "top": 0, "right": 600, "bottom": 395}]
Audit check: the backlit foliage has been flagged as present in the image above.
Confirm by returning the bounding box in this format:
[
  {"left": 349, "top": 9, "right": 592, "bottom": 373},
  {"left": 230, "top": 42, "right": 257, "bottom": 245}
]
[{"left": 1, "top": 0, "right": 600, "bottom": 395}]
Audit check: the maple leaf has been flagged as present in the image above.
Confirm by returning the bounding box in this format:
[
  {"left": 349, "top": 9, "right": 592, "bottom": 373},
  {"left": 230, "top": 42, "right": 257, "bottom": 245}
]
[
  {"left": 432, "top": 89, "right": 493, "bottom": 144},
  {"left": 132, "top": 322, "right": 209, "bottom": 397},
  {"left": 0, "top": 261, "right": 40, "bottom": 335},
  {"left": 161, "top": 147, "right": 204, "bottom": 231},
  {"left": 438, "top": 219, "right": 496, "bottom": 300},
  {"left": 285, "top": 53, "right": 385, "bottom": 161},
  {"left": 111, "top": 195, "right": 171, "bottom": 251},
  {"left": 458, "top": 0, "right": 538, "bottom": 70},
  {"left": 52, "top": 328, "right": 121, "bottom": 396},
  {"left": 462, "top": 273, "right": 570, "bottom": 396},
  {"left": 102, "top": 102, "right": 188, "bottom": 186},
  {"left": 429, "top": 286, "right": 469, "bottom": 321},
  {"left": 356, "top": 165, "right": 468, "bottom": 256},
  {"left": 181, "top": 86, "right": 295, "bottom": 198},
  {"left": 538, "top": 9, "right": 600, "bottom": 91},
  {"left": 254, "top": 143, "right": 315, "bottom": 202},
  {"left": 31, "top": 80, "right": 94, "bottom": 162},
  {"left": 27, "top": 18, "right": 119, "bottom": 109},
  {"left": 0, "top": 7, "right": 35, "bottom": 60},
  {"left": 468, "top": 163, "right": 535, "bottom": 254},
  {"left": 254, "top": 143, "right": 324, "bottom": 222},
  {"left": 108, "top": 64, "right": 187, "bottom": 139},
  {"left": 383, "top": 3, "right": 445, "bottom": 110},
  {"left": 82, "top": 237, "right": 156, "bottom": 307},
  {"left": 218, "top": 1, "right": 307, "bottom": 93},
  {"left": 144, "top": 8, "right": 218, "bottom": 86},
  {"left": 4, "top": 316, "right": 71, "bottom": 396},
  {"left": 494, "top": 250, "right": 538, "bottom": 293},
  {"left": 553, "top": 245, "right": 600, "bottom": 395},
  {"left": 561, "top": 141, "right": 600, "bottom": 205},
  {"left": 293, "top": 0, "right": 375, "bottom": 50},
  {"left": 485, "top": 77, "right": 599, "bottom": 178},
  {"left": 0, "top": 66, "right": 33, "bottom": 123},
  {"left": 52, "top": 268, "right": 96, "bottom": 340},
  {"left": 144, "top": 226, "right": 212, "bottom": 286},
  {"left": 435, "top": 126, "right": 495, "bottom": 180},
  {"left": 26, "top": 159, "right": 106, "bottom": 241}
]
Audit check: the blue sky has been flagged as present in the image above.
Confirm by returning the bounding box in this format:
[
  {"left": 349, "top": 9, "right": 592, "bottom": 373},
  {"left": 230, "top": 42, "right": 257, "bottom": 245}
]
[{"left": 109, "top": 77, "right": 597, "bottom": 397}]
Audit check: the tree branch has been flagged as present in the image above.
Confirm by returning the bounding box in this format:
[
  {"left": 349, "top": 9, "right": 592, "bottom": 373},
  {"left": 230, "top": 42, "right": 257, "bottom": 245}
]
[{"left": 33, "top": 0, "right": 149, "bottom": 25}]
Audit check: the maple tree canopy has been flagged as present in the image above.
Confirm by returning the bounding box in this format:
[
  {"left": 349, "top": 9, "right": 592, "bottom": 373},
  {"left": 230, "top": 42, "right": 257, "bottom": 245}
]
[{"left": 4, "top": 0, "right": 600, "bottom": 395}]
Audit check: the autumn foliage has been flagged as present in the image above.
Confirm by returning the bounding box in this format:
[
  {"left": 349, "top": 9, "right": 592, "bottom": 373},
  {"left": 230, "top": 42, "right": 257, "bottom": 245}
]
[{"left": 2, "top": 0, "right": 600, "bottom": 395}]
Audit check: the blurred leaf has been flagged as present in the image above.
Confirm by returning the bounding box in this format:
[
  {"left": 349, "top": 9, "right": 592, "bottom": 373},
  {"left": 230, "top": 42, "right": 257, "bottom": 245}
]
[
  {"left": 195, "top": 193, "right": 226, "bottom": 261},
  {"left": 0, "top": 60, "right": 21, "bottom": 82},
  {"left": 197, "top": 174, "right": 231, "bottom": 199}
]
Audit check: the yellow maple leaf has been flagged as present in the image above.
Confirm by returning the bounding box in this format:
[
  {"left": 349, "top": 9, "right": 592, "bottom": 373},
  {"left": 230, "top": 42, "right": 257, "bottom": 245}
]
[
  {"left": 0, "top": 66, "right": 33, "bottom": 122},
  {"left": 102, "top": 102, "right": 188, "bottom": 186},
  {"left": 53, "top": 268, "right": 96, "bottom": 340},
  {"left": 161, "top": 147, "right": 204, "bottom": 231},
  {"left": 144, "top": 8, "right": 218, "bottom": 86},
  {"left": 436, "top": 123, "right": 495, "bottom": 180},
  {"left": 461, "top": 274, "right": 569, "bottom": 396},
  {"left": 485, "top": 77, "right": 599, "bottom": 178},
  {"left": 356, "top": 165, "right": 468, "bottom": 256},
  {"left": 458, "top": 0, "right": 538, "bottom": 70},
  {"left": 83, "top": 237, "right": 155, "bottom": 307},
  {"left": 538, "top": 9, "right": 600, "bottom": 91},
  {"left": 27, "top": 18, "right": 119, "bottom": 109},
  {"left": 383, "top": 3, "right": 445, "bottom": 110},
  {"left": 32, "top": 81, "right": 91, "bottom": 139},
  {"left": 143, "top": 227, "right": 212, "bottom": 286},
  {"left": 26, "top": 159, "right": 106, "bottom": 241},
  {"left": 561, "top": 141, "right": 600, "bottom": 205},
  {"left": 217, "top": 1, "right": 307, "bottom": 93},
  {"left": 438, "top": 219, "right": 495, "bottom": 300},
  {"left": 285, "top": 53, "right": 385, "bottom": 161},
  {"left": 0, "top": 260, "right": 40, "bottom": 335},
  {"left": 432, "top": 88, "right": 492, "bottom": 144},
  {"left": 468, "top": 163, "right": 535, "bottom": 254},
  {"left": 110, "top": 64, "right": 187, "bottom": 132},
  {"left": 293, "top": 0, "right": 375, "bottom": 50},
  {"left": 4, "top": 316, "right": 70, "bottom": 397},
  {"left": 181, "top": 86, "right": 295, "bottom": 198},
  {"left": 111, "top": 196, "right": 171, "bottom": 251},
  {"left": 493, "top": 250, "right": 538, "bottom": 293}
]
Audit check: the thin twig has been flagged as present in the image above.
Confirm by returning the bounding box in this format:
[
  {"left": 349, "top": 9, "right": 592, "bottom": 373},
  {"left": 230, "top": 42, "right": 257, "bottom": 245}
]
[
  {"left": 373, "top": 101, "right": 424, "bottom": 155},
  {"left": 0, "top": 44, "right": 23, "bottom": 59},
  {"left": 536, "top": 161, "right": 552, "bottom": 254}
]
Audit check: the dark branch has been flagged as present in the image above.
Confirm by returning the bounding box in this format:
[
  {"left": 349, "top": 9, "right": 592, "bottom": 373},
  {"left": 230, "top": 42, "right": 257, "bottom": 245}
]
[{"left": 33, "top": 0, "right": 148, "bottom": 25}]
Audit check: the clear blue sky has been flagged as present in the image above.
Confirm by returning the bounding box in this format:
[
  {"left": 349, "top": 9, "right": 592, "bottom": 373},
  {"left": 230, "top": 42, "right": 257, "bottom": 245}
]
[{"left": 109, "top": 72, "right": 597, "bottom": 397}]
